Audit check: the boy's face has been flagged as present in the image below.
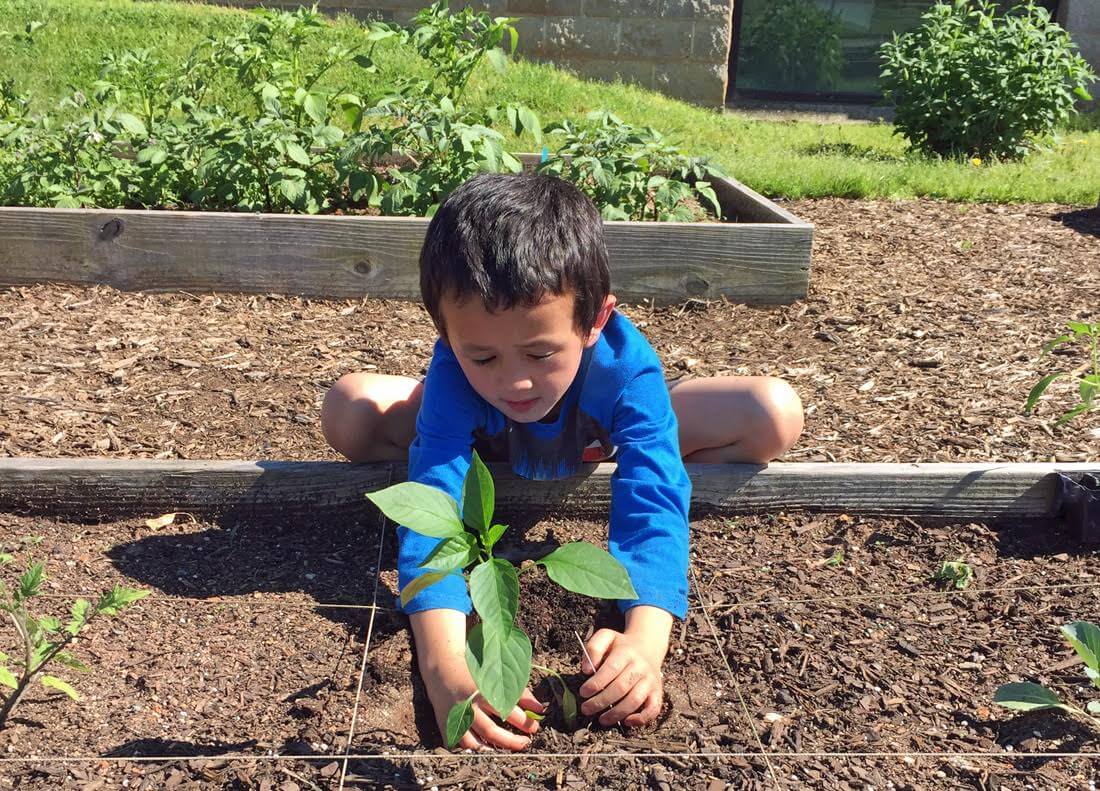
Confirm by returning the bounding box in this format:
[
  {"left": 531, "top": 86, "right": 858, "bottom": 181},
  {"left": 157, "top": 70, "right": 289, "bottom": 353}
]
[{"left": 440, "top": 291, "right": 616, "bottom": 423}]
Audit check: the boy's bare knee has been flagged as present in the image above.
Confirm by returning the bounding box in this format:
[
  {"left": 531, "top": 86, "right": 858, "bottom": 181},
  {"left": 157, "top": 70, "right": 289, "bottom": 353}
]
[
  {"left": 321, "top": 373, "right": 421, "bottom": 462},
  {"left": 755, "top": 377, "right": 804, "bottom": 456}
]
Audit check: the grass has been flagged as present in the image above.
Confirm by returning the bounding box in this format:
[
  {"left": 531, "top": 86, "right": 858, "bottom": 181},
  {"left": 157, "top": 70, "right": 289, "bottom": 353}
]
[{"left": 2, "top": 0, "right": 1099, "bottom": 205}]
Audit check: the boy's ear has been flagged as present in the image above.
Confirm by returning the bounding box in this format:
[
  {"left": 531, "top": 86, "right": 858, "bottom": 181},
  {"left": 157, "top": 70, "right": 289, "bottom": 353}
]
[{"left": 583, "top": 294, "right": 617, "bottom": 348}]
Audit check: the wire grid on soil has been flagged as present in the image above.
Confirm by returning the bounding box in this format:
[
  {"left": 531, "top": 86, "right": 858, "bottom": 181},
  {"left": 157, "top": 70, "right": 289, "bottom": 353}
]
[{"left": 1, "top": 510, "right": 1099, "bottom": 789}]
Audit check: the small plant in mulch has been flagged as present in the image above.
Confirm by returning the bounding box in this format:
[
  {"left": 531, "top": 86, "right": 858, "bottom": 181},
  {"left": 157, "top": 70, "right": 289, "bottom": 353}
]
[
  {"left": 1026, "top": 321, "right": 1100, "bottom": 427},
  {"left": 933, "top": 559, "right": 973, "bottom": 590},
  {"left": 367, "top": 450, "right": 636, "bottom": 747},
  {"left": 0, "top": 551, "right": 149, "bottom": 728},
  {"left": 994, "top": 621, "right": 1100, "bottom": 728}
]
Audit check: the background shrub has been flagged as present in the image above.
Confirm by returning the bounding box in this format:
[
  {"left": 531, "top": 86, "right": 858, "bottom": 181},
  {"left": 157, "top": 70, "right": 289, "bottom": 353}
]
[{"left": 880, "top": 0, "right": 1095, "bottom": 160}]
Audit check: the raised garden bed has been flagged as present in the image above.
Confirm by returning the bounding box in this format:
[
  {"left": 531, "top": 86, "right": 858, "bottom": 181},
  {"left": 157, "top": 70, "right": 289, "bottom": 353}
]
[
  {"left": 0, "top": 508, "right": 1096, "bottom": 789},
  {"left": 0, "top": 156, "right": 812, "bottom": 305}
]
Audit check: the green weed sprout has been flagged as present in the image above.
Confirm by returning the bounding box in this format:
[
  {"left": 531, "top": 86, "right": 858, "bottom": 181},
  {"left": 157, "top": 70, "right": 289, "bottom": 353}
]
[
  {"left": 934, "top": 559, "right": 974, "bottom": 590},
  {"left": 367, "top": 450, "right": 636, "bottom": 747},
  {"left": 0, "top": 554, "right": 149, "bottom": 728},
  {"left": 1026, "top": 321, "right": 1099, "bottom": 426},
  {"left": 994, "top": 621, "right": 1100, "bottom": 727}
]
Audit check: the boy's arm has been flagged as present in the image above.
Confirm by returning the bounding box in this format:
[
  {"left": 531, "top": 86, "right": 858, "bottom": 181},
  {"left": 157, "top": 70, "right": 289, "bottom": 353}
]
[
  {"left": 579, "top": 364, "right": 690, "bottom": 725},
  {"left": 397, "top": 342, "right": 483, "bottom": 614}
]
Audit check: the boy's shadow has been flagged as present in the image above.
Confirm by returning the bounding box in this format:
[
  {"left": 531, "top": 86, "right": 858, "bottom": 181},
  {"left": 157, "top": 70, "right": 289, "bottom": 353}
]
[{"left": 104, "top": 507, "right": 402, "bottom": 632}]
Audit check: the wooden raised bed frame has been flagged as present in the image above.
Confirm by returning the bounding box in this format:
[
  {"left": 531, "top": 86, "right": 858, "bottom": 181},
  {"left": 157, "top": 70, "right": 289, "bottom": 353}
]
[
  {"left": 1, "top": 460, "right": 1096, "bottom": 543},
  {"left": 0, "top": 155, "right": 812, "bottom": 305}
]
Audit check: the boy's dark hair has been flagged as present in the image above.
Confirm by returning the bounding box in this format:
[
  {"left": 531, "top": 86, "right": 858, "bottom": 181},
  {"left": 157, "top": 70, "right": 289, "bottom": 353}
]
[{"left": 420, "top": 172, "right": 611, "bottom": 336}]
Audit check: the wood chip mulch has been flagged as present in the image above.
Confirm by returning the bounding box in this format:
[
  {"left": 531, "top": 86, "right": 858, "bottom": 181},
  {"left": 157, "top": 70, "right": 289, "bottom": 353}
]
[{"left": 1, "top": 199, "right": 1096, "bottom": 464}]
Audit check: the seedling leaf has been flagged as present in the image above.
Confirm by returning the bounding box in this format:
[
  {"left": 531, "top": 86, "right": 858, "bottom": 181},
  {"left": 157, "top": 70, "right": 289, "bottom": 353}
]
[
  {"left": 536, "top": 543, "right": 637, "bottom": 600},
  {"left": 367, "top": 483, "right": 464, "bottom": 538},
  {"left": 484, "top": 524, "right": 507, "bottom": 554},
  {"left": 445, "top": 694, "right": 476, "bottom": 748},
  {"left": 469, "top": 559, "right": 519, "bottom": 631},
  {"left": 1087, "top": 700, "right": 1100, "bottom": 714},
  {"left": 462, "top": 450, "right": 494, "bottom": 535},
  {"left": 993, "top": 682, "right": 1067, "bottom": 712},
  {"left": 421, "top": 533, "right": 478, "bottom": 572},
  {"left": 66, "top": 599, "right": 91, "bottom": 635},
  {"left": 399, "top": 570, "right": 452, "bottom": 607},
  {"left": 0, "top": 666, "right": 16, "bottom": 690},
  {"left": 1025, "top": 373, "right": 1061, "bottom": 412},
  {"left": 466, "top": 622, "right": 531, "bottom": 719},
  {"left": 54, "top": 652, "right": 91, "bottom": 673},
  {"left": 16, "top": 563, "right": 45, "bottom": 603},
  {"left": 95, "top": 586, "right": 150, "bottom": 616},
  {"left": 40, "top": 675, "right": 79, "bottom": 701},
  {"left": 549, "top": 675, "right": 577, "bottom": 730},
  {"left": 523, "top": 708, "right": 545, "bottom": 721},
  {"left": 1061, "top": 621, "right": 1100, "bottom": 673}
]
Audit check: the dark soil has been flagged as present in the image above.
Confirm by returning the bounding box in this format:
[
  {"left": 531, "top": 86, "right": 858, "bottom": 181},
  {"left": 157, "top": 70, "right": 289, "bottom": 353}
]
[
  {"left": 0, "top": 199, "right": 1097, "bottom": 463},
  {"left": 1, "top": 508, "right": 1096, "bottom": 789}
]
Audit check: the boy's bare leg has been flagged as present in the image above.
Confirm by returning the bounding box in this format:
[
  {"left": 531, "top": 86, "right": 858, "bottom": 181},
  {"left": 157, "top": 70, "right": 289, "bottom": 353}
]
[
  {"left": 670, "top": 376, "right": 804, "bottom": 464},
  {"left": 321, "top": 373, "right": 423, "bottom": 461}
]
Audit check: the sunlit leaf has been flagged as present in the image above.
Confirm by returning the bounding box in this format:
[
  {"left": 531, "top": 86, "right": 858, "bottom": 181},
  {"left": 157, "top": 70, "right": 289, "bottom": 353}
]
[
  {"left": 469, "top": 559, "right": 518, "bottom": 631},
  {"left": 40, "top": 675, "right": 79, "bottom": 701},
  {"left": 462, "top": 449, "right": 494, "bottom": 536},
  {"left": 536, "top": 543, "right": 637, "bottom": 600},
  {"left": 1061, "top": 621, "right": 1100, "bottom": 673},
  {"left": 0, "top": 666, "right": 17, "bottom": 690},
  {"left": 993, "top": 682, "right": 1067, "bottom": 712},
  {"left": 445, "top": 695, "right": 475, "bottom": 747},
  {"left": 367, "top": 483, "right": 464, "bottom": 538},
  {"left": 399, "top": 570, "right": 452, "bottom": 608},
  {"left": 420, "top": 533, "right": 478, "bottom": 572},
  {"left": 466, "top": 622, "right": 531, "bottom": 719}
]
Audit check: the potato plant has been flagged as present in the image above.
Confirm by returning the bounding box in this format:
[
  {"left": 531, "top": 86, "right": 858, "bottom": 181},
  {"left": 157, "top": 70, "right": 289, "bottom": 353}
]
[
  {"left": 0, "top": 552, "right": 149, "bottom": 728},
  {"left": 366, "top": 450, "right": 636, "bottom": 747},
  {"left": 994, "top": 621, "right": 1100, "bottom": 727}
]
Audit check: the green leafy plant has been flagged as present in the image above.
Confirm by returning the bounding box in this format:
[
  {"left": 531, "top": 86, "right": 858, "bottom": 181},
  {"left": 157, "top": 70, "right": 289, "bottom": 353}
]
[
  {"left": 375, "top": 0, "right": 518, "bottom": 101},
  {"left": 538, "top": 110, "right": 725, "bottom": 222},
  {"left": 880, "top": 0, "right": 1096, "bottom": 159},
  {"left": 934, "top": 559, "right": 974, "bottom": 590},
  {"left": 1026, "top": 321, "right": 1100, "bottom": 426},
  {"left": 366, "top": 450, "right": 636, "bottom": 747},
  {"left": 994, "top": 621, "right": 1100, "bottom": 726},
  {"left": 0, "top": 554, "right": 149, "bottom": 728},
  {"left": 739, "top": 0, "right": 843, "bottom": 91}
]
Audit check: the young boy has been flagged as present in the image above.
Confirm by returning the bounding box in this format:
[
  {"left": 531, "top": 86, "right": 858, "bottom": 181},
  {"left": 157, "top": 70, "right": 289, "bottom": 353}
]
[{"left": 322, "top": 173, "right": 803, "bottom": 752}]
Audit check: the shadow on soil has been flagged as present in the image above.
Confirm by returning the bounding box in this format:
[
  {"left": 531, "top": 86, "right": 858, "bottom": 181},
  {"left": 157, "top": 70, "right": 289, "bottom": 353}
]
[{"left": 1052, "top": 205, "right": 1100, "bottom": 238}]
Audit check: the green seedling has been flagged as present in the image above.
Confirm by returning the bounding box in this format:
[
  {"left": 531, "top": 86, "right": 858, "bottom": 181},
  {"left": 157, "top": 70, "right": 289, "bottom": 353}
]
[
  {"left": 366, "top": 450, "right": 636, "bottom": 747},
  {"left": 994, "top": 621, "right": 1100, "bottom": 727},
  {"left": 934, "top": 559, "right": 974, "bottom": 590},
  {"left": 1026, "top": 321, "right": 1100, "bottom": 427},
  {"left": 0, "top": 555, "right": 149, "bottom": 728},
  {"left": 824, "top": 547, "right": 845, "bottom": 568}
]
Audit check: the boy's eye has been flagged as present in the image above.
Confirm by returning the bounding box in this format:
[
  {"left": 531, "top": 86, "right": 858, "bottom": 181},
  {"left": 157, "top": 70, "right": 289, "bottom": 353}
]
[
  {"left": 472, "top": 356, "right": 495, "bottom": 366},
  {"left": 529, "top": 352, "right": 554, "bottom": 361}
]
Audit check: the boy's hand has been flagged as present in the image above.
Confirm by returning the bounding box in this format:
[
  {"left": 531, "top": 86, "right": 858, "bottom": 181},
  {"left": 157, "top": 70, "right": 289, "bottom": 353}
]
[
  {"left": 421, "top": 664, "right": 545, "bottom": 751},
  {"left": 410, "top": 608, "right": 546, "bottom": 751},
  {"left": 578, "top": 606, "right": 673, "bottom": 728}
]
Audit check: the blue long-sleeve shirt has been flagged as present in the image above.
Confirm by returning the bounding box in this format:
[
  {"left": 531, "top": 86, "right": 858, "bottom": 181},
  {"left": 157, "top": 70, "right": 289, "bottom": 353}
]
[{"left": 396, "top": 310, "right": 691, "bottom": 619}]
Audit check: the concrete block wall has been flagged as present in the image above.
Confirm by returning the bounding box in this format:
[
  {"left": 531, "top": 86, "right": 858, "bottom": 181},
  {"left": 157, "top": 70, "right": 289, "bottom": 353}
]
[{"left": 209, "top": 0, "right": 736, "bottom": 106}]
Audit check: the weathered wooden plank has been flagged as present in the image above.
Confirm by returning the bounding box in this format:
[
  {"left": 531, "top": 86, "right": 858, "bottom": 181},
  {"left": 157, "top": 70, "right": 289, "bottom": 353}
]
[
  {"left": 1, "top": 459, "right": 1094, "bottom": 524},
  {"left": 0, "top": 173, "right": 811, "bottom": 304}
]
